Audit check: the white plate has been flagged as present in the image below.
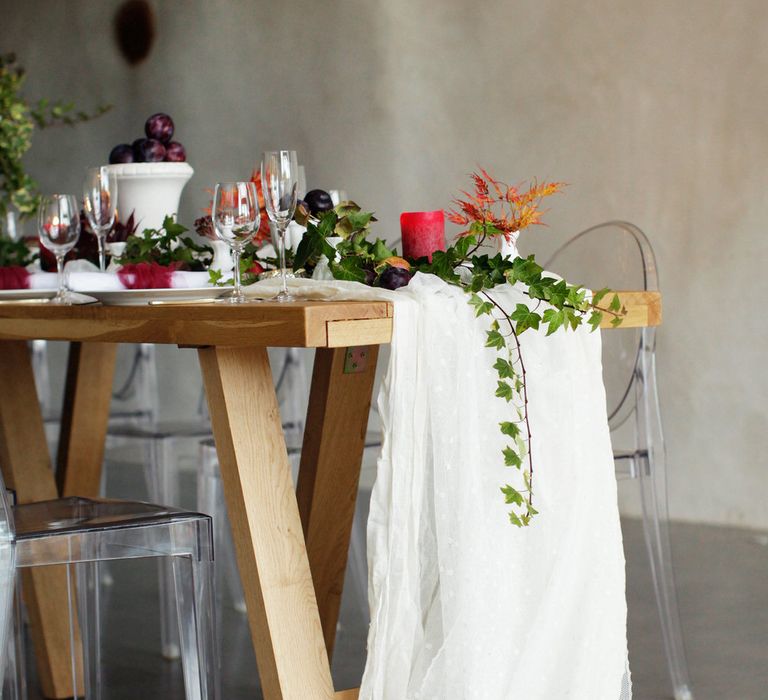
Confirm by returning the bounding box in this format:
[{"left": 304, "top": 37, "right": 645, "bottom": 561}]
[
  {"left": 79, "top": 286, "right": 234, "bottom": 306},
  {"left": 0, "top": 289, "right": 57, "bottom": 302}
]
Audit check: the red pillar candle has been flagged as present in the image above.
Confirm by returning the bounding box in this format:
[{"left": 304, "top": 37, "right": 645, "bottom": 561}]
[{"left": 400, "top": 210, "right": 446, "bottom": 262}]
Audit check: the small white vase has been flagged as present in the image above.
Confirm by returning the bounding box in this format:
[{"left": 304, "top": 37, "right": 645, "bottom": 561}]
[
  {"left": 313, "top": 236, "right": 343, "bottom": 280},
  {"left": 106, "top": 242, "right": 126, "bottom": 272},
  {"left": 499, "top": 231, "right": 521, "bottom": 260},
  {"left": 210, "top": 240, "right": 234, "bottom": 274}
]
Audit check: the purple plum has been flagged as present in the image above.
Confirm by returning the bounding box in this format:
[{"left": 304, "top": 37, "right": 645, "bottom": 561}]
[
  {"left": 304, "top": 189, "right": 334, "bottom": 216},
  {"left": 109, "top": 143, "right": 135, "bottom": 164},
  {"left": 133, "top": 138, "right": 166, "bottom": 163},
  {"left": 145, "top": 112, "right": 175, "bottom": 143},
  {"left": 377, "top": 266, "right": 413, "bottom": 290},
  {"left": 164, "top": 141, "right": 187, "bottom": 162},
  {"left": 362, "top": 268, "right": 376, "bottom": 286}
]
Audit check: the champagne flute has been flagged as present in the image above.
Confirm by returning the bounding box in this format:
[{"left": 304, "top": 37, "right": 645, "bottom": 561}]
[
  {"left": 83, "top": 166, "right": 117, "bottom": 271},
  {"left": 212, "top": 182, "right": 260, "bottom": 303},
  {"left": 38, "top": 194, "right": 81, "bottom": 304},
  {"left": 261, "top": 150, "right": 298, "bottom": 302}
]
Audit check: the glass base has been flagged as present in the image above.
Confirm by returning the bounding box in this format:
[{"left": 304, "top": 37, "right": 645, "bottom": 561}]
[
  {"left": 216, "top": 289, "right": 261, "bottom": 304},
  {"left": 275, "top": 291, "right": 295, "bottom": 303},
  {"left": 49, "top": 292, "right": 74, "bottom": 306}
]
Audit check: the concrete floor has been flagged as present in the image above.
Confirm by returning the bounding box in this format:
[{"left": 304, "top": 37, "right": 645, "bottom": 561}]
[{"left": 19, "top": 466, "right": 768, "bottom": 700}]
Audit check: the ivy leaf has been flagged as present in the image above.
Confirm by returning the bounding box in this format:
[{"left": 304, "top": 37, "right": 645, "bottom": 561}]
[
  {"left": 611, "top": 315, "right": 623, "bottom": 327},
  {"left": 566, "top": 285, "right": 588, "bottom": 309},
  {"left": 468, "top": 293, "right": 494, "bottom": 317},
  {"left": 329, "top": 256, "right": 368, "bottom": 283},
  {"left": 493, "top": 357, "right": 514, "bottom": 379},
  {"left": 542, "top": 308, "right": 565, "bottom": 336},
  {"left": 592, "top": 288, "right": 610, "bottom": 306},
  {"left": 564, "top": 307, "right": 581, "bottom": 330},
  {"left": 609, "top": 293, "right": 622, "bottom": 313},
  {"left": 371, "top": 239, "right": 394, "bottom": 261},
  {"left": 503, "top": 446, "right": 522, "bottom": 468},
  {"left": 501, "top": 484, "right": 524, "bottom": 506},
  {"left": 453, "top": 234, "right": 474, "bottom": 258},
  {"left": 317, "top": 211, "right": 339, "bottom": 237},
  {"left": 496, "top": 381, "right": 514, "bottom": 402},
  {"left": 293, "top": 227, "right": 325, "bottom": 271},
  {"left": 510, "top": 304, "right": 541, "bottom": 333},
  {"left": 588, "top": 310, "right": 602, "bottom": 331},
  {"left": 509, "top": 511, "right": 523, "bottom": 527},
  {"left": 486, "top": 329, "right": 505, "bottom": 350},
  {"left": 500, "top": 421, "right": 521, "bottom": 438}
]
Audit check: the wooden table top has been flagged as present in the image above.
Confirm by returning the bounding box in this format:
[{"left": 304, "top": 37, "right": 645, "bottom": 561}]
[
  {"left": 0, "top": 290, "right": 660, "bottom": 348},
  {"left": 0, "top": 299, "right": 394, "bottom": 348}
]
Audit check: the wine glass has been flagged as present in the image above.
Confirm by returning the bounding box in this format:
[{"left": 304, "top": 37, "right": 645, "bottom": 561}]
[
  {"left": 37, "top": 194, "right": 81, "bottom": 304},
  {"left": 83, "top": 166, "right": 117, "bottom": 271},
  {"left": 261, "top": 150, "right": 298, "bottom": 302},
  {"left": 212, "top": 182, "right": 260, "bottom": 303}
]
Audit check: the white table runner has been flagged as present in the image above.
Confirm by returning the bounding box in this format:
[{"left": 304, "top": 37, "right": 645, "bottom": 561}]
[{"left": 253, "top": 274, "right": 631, "bottom": 699}]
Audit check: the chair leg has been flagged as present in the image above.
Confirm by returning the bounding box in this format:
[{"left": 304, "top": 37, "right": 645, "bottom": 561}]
[
  {"left": 172, "top": 554, "right": 218, "bottom": 700},
  {"left": 196, "top": 444, "right": 246, "bottom": 616},
  {"left": 75, "top": 562, "right": 102, "bottom": 700},
  {"left": 96, "top": 468, "right": 114, "bottom": 590},
  {"left": 1, "top": 569, "right": 25, "bottom": 700},
  {"left": 143, "top": 437, "right": 182, "bottom": 660},
  {"left": 636, "top": 330, "right": 694, "bottom": 700},
  {"left": 637, "top": 455, "right": 693, "bottom": 700},
  {"left": 346, "top": 502, "right": 370, "bottom": 627}
]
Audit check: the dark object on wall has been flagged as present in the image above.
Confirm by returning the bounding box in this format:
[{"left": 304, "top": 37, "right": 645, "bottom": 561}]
[{"left": 114, "top": 0, "right": 156, "bottom": 65}]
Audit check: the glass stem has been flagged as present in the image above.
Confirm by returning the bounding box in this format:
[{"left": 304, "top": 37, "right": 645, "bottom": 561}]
[
  {"left": 233, "top": 248, "right": 242, "bottom": 298},
  {"left": 278, "top": 223, "right": 288, "bottom": 296},
  {"left": 56, "top": 254, "right": 66, "bottom": 300},
  {"left": 97, "top": 233, "right": 106, "bottom": 272}
]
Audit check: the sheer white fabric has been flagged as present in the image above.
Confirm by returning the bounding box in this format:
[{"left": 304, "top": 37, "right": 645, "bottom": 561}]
[{"left": 249, "top": 274, "right": 630, "bottom": 699}]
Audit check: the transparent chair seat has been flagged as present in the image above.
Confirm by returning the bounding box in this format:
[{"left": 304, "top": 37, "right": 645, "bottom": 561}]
[
  {"left": 544, "top": 221, "right": 693, "bottom": 700},
  {"left": 13, "top": 497, "right": 205, "bottom": 544},
  {"left": 107, "top": 421, "right": 213, "bottom": 440},
  {"left": 0, "top": 487, "right": 217, "bottom": 699}
]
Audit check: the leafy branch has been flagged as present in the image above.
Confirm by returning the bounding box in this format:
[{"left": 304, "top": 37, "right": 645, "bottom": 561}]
[
  {"left": 0, "top": 53, "right": 110, "bottom": 221},
  {"left": 117, "top": 216, "right": 212, "bottom": 271},
  {"left": 0, "top": 237, "right": 36, "bottom": 268}
]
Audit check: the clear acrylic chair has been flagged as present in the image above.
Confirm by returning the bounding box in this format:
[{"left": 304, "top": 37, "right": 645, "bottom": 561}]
[
  {"left": 30, "top": 343, "right": 160, "bottom": 463},
  {"left": 105, "top": 347, "right": 212, "bottom": 661},
  {"left": 544, "top": 221, "right": 693, "bottom": 700},
  {"left": 0, "top": 484, "right": 217, "bottom": 700}
]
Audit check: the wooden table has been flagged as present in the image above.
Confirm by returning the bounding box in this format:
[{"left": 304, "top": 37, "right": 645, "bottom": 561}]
[{"left": 0, "top": 291, "right": 660, "bottom": 699}]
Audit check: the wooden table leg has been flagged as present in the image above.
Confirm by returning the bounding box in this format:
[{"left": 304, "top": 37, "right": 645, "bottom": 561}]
[
  {"left": 199, "top": 345, "right": 335, "bottom": 700},
  {"left": 0, "top": 341, "right": 83, "bottom": 699},
  {"left": 296, "top": 346, "right": 379, "bottom": 660},
  {"left": 56, "top": 342, "right": 118, "bottom": 497}
]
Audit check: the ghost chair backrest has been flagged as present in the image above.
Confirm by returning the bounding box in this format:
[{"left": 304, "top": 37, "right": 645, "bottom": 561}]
[{"left": 544, "top": 221, "right": 659, "bottom": 434}]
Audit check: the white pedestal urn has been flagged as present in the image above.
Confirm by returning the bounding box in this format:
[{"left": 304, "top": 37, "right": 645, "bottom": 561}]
[{"left": 105, "top": 162, "right": 194, "bottom": 232}]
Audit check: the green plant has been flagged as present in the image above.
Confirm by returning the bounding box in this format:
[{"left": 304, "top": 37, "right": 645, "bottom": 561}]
[
  {"left": 0, "top": 53, "right": 110, "bottom": 221},
  {"left": 117, "top": 216, "right": 213, "bottom": 270},
  {"left": 0, "top": 237, "right": 36, "bottom": 267}
]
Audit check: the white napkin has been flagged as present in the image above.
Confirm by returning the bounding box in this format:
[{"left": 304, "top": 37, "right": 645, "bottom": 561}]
[{"left": 33, "top": 260, "right": 215, "bottom": 292}]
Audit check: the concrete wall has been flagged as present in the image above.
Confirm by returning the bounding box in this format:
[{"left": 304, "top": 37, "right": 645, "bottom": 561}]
[{"left": 3, "top": 0, "right": 765, "bottom": 528}]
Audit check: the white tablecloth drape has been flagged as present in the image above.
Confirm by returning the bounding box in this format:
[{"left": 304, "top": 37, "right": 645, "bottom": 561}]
[{"left": 251, "top": 274, "right": 631, "bottom": 700}]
